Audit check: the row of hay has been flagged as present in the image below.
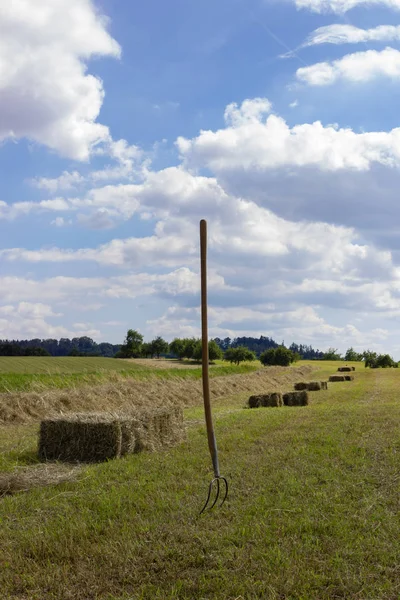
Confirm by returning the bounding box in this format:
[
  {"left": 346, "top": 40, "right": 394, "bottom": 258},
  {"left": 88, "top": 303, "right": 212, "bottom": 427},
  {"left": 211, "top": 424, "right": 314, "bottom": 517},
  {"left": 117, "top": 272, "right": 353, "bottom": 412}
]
[
  {"left": 0, "top": 365, "right": 313, "bottom": 424},
  {"left": 0, "top": 463, "right": 80, "bottom": 497},
  {"left": 38, "top": 407, "right": 185, "bottom": 463},
  {"left": 249, "top": 390, "right": 309, "bottom": 408},
  {"left": 329, "top": 375, "right": 354, "bottom": 382},
  {"left": 337, "top": 366, "right": 356, "bottom": 372}
]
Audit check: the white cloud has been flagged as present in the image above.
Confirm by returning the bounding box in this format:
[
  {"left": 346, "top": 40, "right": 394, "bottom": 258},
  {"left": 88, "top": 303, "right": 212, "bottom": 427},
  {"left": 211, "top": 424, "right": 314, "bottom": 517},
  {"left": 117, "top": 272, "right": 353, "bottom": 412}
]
[
  {"left": 0, "top": 302, "right": 101, "bottom": 340},
  {"left": 0, "top": 0, "right": 120, "bottom": 160},
  {"left": 31, "top": 171, "right": 85, "bottom": 193},
  {"left": 178, "top": 98, "right": 400, "bottom": 172},
  {"left": 289, "top": 100, "right": 299, "bottom": 108},
  {"left": 300, "top": 24, "right": 400, "bottom": 48},
  {"left": 297, "top": 47, "right": 400, "bottom": 86},
  {"left": 295, "top": 0, "right": 400, "bottom": 13},
  {"left": 51, "top": 216, "right": 70, "bottom": 227}
]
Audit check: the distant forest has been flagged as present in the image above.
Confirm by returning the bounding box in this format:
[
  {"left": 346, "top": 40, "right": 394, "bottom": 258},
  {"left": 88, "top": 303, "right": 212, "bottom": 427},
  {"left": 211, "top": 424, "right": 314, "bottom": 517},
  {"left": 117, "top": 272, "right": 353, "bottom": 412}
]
[
  {"left": 213, "top": 337, "right": 325, "bottom": 360},
  {"left": 0, "top": 337, "right": 121, "bottom": 357},
  {"left": 0, "top": 334, "right": 326, "bottom": 360}
]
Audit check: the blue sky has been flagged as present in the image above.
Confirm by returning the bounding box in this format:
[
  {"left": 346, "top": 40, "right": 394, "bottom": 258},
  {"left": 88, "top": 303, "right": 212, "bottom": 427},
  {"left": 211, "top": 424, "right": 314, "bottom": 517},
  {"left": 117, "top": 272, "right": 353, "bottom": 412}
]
[{"left": 2, "top": 0, "right": 400, "bottom": 355}]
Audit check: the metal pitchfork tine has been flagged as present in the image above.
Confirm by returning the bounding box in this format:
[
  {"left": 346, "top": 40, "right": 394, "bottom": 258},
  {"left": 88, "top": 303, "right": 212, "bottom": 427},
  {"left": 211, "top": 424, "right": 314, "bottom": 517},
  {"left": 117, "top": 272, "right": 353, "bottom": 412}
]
[{"left": 199, "top": 219, "right": 229, "bottom": 515}]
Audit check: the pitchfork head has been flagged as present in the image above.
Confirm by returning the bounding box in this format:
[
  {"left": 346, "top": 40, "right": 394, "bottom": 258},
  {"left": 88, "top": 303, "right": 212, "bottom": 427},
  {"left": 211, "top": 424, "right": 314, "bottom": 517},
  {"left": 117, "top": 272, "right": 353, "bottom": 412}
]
[{"left": 200, "top": 475, "right": 229, "bottom": 515}]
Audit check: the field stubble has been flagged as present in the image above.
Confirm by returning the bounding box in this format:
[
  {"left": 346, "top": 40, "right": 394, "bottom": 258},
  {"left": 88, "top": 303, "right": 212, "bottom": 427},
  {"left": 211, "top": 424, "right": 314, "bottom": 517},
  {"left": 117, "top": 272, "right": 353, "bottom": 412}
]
[{"left": 0, "top": 363, "right": 398, "bottom": 599}]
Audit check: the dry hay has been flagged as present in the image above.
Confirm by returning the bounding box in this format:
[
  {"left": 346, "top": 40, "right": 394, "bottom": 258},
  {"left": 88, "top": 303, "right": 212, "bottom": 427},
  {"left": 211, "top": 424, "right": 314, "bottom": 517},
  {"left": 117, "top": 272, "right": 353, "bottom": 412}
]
[
  {"left": 39, "top": 413, "right": 122, "bottom": 462},
  {"left": 0, "top": 365, "right": 313, "bottom": 424},
  {"left": 344, "top": 375, "right": 354, "bottom": 381},
  {"left": 0, "top": 463, "right": 80, "bottom": 496},
  {"left": 283, "top": 391, "right": 309, "bottom": 407},
  {"left": 329, "top": 375, "right": 345, "bottom": 382},
  {"left": 248, "top": 393, "right": 283, "bottom": 408},
  {"left": 338, "top": 367, "right": 352, "bottom": 372},
  {"left": 294, "top": 382, "right": 308, "bottom": 391},
  {"left": 307, "top": 381, "right": 322, "bottom": 391},
  {"left": 39, "top": 407, "right": 185, "bottom": 463},
  {"left": 295, "top": 381, "right": 327, "bottom": 391}
]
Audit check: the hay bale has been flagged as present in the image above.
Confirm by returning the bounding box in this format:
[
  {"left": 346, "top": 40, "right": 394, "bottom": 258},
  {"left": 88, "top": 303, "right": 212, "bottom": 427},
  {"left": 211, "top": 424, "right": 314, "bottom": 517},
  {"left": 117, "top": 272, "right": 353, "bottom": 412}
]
[
  {"left": 307, "top": 381, "right": 322, "bottom": 391},
  {"left": 294, "top": 382, "right": 308, "bottom": 391},
  {"left": 352, "top": 367, "right": 356, "bottom": 371},
  {"left": 126, "top": 406, "right": 185, "bottom": 453},
  {"left": 248, "top": 395, "right": 261, "bottom": 408},
  {"left": 283, "top": 391, "right": 309, "bottom": 407},
  {"left": 338, "top": 367, "right": 352, "bottom": 372},
  {"left": 320, "top": 381, "right": 328, "bottom": 390},
  {"left": 39, "top": 413, "right": 122, "bottom": 463},
  {"left": 248, "top": 393, "right": 283, "bottom": 408},
  {"left": 344, "top": 375, "right": 354, "bottom": 381},
  {"left": 39, "top": 407, "right": 186, "bottom": 463},
  {"left": 329, "top": 375, "right": 345, "bottom": 382},
  {"left": 260, "top": 393, "right": 283, "bottom": 407}
]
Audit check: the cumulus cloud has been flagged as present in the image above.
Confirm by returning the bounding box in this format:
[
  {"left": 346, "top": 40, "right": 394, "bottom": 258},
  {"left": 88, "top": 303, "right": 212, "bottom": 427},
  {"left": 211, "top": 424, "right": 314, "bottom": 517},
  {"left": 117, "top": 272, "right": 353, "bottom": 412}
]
[
  {"left": 0, "top": 302, "right": 100, "bottom": 340},
  {"left": 31, "top": 171, "right": 85, "bottom": 193},
  {"left": 4, "top": 94, "right": 400, "bottom": 350},
  {"left": 297, "top": 47, "right": 400, "bottom": 86},
  {"left": 0, "top": 0, "right": 120, "bottom": 159},
  {"left": 295, "top": 0, "right": 400, "bottom": 13},
  {"left": 178, "top": 98, "right": 400, "bottom": 172}
]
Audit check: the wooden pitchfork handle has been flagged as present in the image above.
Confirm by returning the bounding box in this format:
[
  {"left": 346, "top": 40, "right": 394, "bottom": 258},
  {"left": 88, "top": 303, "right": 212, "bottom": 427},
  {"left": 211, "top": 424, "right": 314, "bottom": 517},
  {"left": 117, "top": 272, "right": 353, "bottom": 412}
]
[{"left": 199, "top": 219, "right": 228, "bottom": 514}]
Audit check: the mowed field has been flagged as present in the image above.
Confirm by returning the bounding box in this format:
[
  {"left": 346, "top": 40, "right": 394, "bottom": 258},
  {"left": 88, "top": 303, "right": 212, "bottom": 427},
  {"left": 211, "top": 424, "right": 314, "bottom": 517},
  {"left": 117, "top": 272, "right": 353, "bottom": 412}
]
[
  {"left": 0, "top": 361, "right": 399, "bottom": 599},
  {"left": 0, "top": 356, "right": 258, "bottom": 392}
]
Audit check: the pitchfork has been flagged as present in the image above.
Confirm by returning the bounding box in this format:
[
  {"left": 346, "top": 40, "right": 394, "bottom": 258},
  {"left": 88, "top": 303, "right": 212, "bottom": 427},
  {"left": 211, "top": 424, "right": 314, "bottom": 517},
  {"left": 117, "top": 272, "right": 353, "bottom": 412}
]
[{"left": 199, "top": 219, "right": 228, "bottom": 515}]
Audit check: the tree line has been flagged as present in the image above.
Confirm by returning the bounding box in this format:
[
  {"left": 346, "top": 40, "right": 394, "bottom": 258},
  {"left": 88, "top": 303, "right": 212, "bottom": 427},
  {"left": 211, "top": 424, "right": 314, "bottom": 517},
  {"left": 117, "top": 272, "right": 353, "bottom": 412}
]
[
  {"left": 116, "top": 330, "right": 300, "bottom": 366},
  {"left": 0, "top": 337, "right": 121, "bottom": 357},
  {"left": 1, "top": 333, "right": 397, "bottom": 368}
]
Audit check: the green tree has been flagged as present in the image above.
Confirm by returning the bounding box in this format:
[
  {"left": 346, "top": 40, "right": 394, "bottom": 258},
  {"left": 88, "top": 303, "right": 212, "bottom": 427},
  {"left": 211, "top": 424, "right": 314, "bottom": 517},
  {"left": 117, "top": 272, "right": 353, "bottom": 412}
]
[
  {"left": 260, "top": 346, "right": 298, "bottom": 367},
  {"left": 150, "top": 336, "right": 169, "bottom": 359},
  {"left": 118, "top": 329, "right": 143, "bottom": 358},
  {"left": 323, "top": 348, "right": 342, "bottom": 361},
  {"left": 169, "top": 338, "right": 185, "bottom": 359},
  {"left": 141, "top": 342, "right": 153, "bottom": 358},
  {"left": 224, "top": 346, "right": 256, "bottom": 365},
  {"left": 344, "top": 347, "right": 362, "bottom": 362},
  {"left": 192, "top": 340, "right": 223, "bottom": 362},
  {"left": 181, "top": 338, "right": 198, "bottom": 360}
]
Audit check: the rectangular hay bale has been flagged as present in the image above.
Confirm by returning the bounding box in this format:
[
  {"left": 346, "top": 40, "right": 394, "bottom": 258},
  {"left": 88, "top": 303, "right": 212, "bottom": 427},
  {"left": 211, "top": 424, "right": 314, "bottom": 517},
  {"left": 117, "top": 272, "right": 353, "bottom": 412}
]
[
  {"left": 320, "top": 381, "right": 328, "bottom": 390},
  {"left": 344, "top": 375, "right": 354, "bottom": 381},
  {"left": 283, "top": 391, "right": 309, "bottom": 407},
  {"left": 329, "top": 375, "right": 346, "bottom": 382},
  {"left": 248, "top": 393, "right": 283, "bottom": 408},
  {"left": 307, "top": 381, "right": 322, "bottom": 391},
  {"left": 294, "top": 382, "right": 308, "bottom": 391},
  {"left": 338, "top": 367, "right": 352, "bottom": 372},
  {"left": 39, "top": 413, "right": 122, "bottom": 463}
]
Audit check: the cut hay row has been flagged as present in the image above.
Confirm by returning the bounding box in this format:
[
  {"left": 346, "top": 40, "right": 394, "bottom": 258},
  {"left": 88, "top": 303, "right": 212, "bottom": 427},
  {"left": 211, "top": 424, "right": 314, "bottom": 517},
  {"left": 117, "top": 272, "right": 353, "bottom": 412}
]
[
  {"left": 0, "top": 463, "right": 80, "bottom": 496},
  {"left": 338, "top": 366, "right": 356, "bottom": 372},
  {"left": 39, "top": 407, "right": 185, "bottom": 463},
  {"left": 0, "top": 365, "right": 313, "bottom": 424}
]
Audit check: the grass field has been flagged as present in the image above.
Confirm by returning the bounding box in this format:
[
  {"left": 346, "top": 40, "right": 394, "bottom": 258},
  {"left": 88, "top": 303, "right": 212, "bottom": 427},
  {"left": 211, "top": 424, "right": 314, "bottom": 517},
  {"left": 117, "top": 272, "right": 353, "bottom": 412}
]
[
  {"left": 0, "top": 356, "right": 258, "bottom": 392},
  {"left": 0, "top": 362, "right": 399, "bottom": 599}
]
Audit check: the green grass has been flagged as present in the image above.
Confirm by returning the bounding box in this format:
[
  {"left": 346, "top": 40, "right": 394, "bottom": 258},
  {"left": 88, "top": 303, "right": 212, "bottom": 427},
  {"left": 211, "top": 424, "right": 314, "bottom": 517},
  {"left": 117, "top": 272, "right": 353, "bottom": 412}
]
[
  {"left": 0, "top": 364, "right": 399, "bottom": 599},
  {"left": 0, "top": 357, "right": 258, "bottom": 392}
]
